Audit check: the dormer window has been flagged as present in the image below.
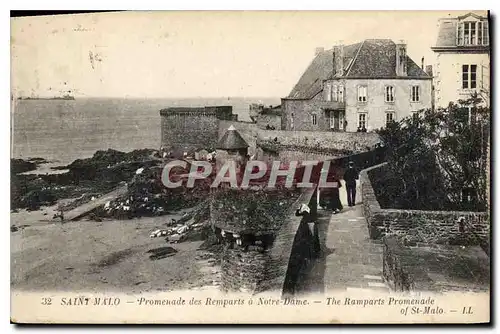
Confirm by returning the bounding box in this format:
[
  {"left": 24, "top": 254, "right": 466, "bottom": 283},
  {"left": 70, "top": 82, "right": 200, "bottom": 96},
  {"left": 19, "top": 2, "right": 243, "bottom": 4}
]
[{"left": 457, "top": 20, "right": 489, "bottom": 46}]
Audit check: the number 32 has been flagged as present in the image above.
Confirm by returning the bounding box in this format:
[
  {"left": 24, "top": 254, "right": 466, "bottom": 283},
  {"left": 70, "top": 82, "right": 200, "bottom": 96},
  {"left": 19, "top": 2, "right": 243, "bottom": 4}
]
[{"left": 41, "top": 297, "right": 52, "bottom": 305}]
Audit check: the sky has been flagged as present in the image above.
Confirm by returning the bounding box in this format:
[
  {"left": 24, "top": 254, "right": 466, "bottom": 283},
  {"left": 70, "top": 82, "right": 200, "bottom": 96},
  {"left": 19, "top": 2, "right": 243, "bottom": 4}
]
[{"left": 10, "top": 10, "right": 486, "bottom": 99}]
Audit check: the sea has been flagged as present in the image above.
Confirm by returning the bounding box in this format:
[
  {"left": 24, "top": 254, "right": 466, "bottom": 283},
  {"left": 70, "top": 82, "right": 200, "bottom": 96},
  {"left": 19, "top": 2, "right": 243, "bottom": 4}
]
[{"left": 11, "top": 97, "right": 280, "bottom": 167}]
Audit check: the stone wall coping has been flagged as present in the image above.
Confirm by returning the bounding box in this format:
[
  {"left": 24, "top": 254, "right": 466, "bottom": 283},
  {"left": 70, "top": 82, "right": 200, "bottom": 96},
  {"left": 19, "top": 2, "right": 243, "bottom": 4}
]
[
  {"left": 361, "top": 163, "right": 488, "bottom": 217},
  {"left": 257, "top": 140, "right": 353, "bottom": 156}
]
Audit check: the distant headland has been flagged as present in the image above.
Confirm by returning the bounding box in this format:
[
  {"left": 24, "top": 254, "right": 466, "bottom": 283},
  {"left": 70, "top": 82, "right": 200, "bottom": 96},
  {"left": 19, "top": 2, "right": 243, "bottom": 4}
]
[{"left": 16, "top": 94, "right": 75, "bottom": 101}]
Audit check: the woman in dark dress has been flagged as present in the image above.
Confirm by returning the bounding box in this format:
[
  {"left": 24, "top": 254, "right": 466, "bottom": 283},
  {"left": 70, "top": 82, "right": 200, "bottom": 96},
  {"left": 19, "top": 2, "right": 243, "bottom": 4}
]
[
  {"left": 330, "top": 178, "right": 343, "bottom": 214},
  {"left": 324, "top": 161, "right": 343, "bottom": 213}
]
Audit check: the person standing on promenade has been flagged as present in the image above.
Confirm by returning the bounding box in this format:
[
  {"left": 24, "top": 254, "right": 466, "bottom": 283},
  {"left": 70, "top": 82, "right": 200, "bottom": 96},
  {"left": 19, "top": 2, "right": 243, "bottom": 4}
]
[{"left": 343, "top": 161, "right": 359, "bottom": 207}]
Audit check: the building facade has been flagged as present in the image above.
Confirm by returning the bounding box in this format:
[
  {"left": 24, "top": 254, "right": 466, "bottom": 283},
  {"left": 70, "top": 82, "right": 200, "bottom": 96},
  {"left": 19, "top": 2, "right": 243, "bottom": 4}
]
[
  {"left": 249, "top": 103, "right": 282, "bottom": 130},
  {"left": 431, "top": 12, "right": 490, "bottom": 108},
  {"left": 281, "top": 39, "right": 433, "bottom": 132},
  {"left": 160, "top": 106, "right": 237, "bottom": 153}
]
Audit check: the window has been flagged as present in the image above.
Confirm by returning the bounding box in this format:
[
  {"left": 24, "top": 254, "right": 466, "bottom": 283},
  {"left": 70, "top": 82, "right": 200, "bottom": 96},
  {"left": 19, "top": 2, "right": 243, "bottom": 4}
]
[
  {"left": 411, "top": 111, "right": 419, "bottom": 121},
  {"left": 327, "top": 84, "right": 344, "bottom": 102},
  {"left": 483, "top": 21, "right": 489, "bottom": 45},
  {"left": 467, "top": 106, "right": 478, "bottom": 124},
  {"left": 385, "top": 86, "right": 395, "bottom": 103},
  {"left": 290, "top": 113, "right": 294, "bottom": 129},
  {"left": 325, "top": 82, "right": 332, "bottom": 101},
  {"left": 312, "top": 114, "right": 317, "bottom": 125},
  {"left": 462, "top": 64, "right": 478, "bottom": 89},
  {"left": 358, "top": 113, "right": 367, "bottom": 128},
  {"left": 464, "top": 22, "right": 473, "bottom": 45},
  {"left": 386, "top": 112, "right": 395, "bottom": 125},
  {"left": 332, "top": 85, "right": 338, "bottom": 102},
  {"left": 477, "top": 22, "right": 483, "bottom": 44},
  {"left": 357, "top": 85, "right": 367, "bottom": 103},
  {"left": 457, "top": 20, "right": 489, "bottom": 46},
  {"left": 338, "top": 85, "right": 344, "bottom": 103},
  {"left": 411, "top": 86, "right": 420, "bottom": 102}
]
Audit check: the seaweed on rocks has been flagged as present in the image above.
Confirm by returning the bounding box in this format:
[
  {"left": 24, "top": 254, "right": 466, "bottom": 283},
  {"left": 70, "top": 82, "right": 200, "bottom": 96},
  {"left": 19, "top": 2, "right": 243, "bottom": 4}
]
[
  {"left": 10, "top": 148, "right": 162, "bottom": 211},
  {"left": 11, "top": 157, "right": 50, "bottom": 175}
]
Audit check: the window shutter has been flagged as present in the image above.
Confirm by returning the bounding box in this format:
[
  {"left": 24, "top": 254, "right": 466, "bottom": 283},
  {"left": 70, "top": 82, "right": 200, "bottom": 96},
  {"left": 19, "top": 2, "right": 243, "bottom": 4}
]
[
  {"left": 477, "top": 22, "right": 483, "bottom": 45},
  {"left": 483, "top": 21, "right": 489, "bottom": 45},
  {"left": 456, "top": 22, "right": 463, "bottom": 46},
  {"left": 482, "top": 63, "right": 490, "bottom": 91}
]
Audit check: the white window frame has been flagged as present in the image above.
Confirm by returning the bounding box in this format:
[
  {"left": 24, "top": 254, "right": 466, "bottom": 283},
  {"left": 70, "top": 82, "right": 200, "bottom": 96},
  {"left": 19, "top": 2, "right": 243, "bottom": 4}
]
[
  {"left": 457, "top": 20, "right": 489, "bottom": 46},
  {"left": 462, "top": 64, "right": 478, "bottom": 89},
  {"left": 332, "top": 84, "right": 338, "bottom": 102},
  {"left": 483, "top": 21, "right": 489, "bottom": 45},
  {"left": 358, "top": 113, "right": 367, "bottom": 128},
  {"left": 411, "top": 111, "right": 419, "bottom": 121},
  {"left": 411, "top": 85, "right": 420, "bottom": 102},
  {"left": 325, "top": 82, "right": 332, "bottom": 101},
  {"left": 312, "top": 113, "right": 317, "bottom": 126},
  {"left": 357, "top": 85, "right": 367, "bottom": 103},
  {"left": 338, "top": 85, "right": 344, "bottom": 103},
  {"left": 385, "top": 86, "right": 395, "bottom": 103},
  {"left": 386, "top": 112, "right": 395, "bottom": 126}
]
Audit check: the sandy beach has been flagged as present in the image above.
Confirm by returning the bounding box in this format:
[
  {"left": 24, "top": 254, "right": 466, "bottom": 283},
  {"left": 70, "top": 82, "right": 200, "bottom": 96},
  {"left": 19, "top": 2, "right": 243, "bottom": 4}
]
[{"left": 11, "top": 208, "right": 221, "bottom": 293}]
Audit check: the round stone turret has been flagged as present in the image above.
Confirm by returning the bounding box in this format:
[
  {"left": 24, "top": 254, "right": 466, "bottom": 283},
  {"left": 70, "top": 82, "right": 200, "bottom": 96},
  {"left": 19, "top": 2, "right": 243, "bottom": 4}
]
[{"left": 215, "top": 125, "right": 249, "bottom": 170}]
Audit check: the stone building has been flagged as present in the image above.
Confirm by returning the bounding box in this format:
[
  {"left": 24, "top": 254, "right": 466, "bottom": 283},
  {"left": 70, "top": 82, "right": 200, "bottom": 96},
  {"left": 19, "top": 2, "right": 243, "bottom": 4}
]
[
  {"left": 249, "top": 104, "right": 282, "bottom": 130},
  {"left": 159, "top": 106, "right": 237, "bottom": 154},
  {"left": 215, "top": 125, "right": 249, "bottom": 172},
  {"left": 431, "top": 11, "right": 490, "bottom": 108},
  {"left": 281, "top": 39, "right": 433, "bottom": 132}
]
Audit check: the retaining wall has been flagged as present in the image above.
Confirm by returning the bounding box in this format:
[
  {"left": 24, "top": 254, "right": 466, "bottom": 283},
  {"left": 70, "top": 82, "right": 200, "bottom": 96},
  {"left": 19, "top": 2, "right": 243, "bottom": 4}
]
[{"left": 361, "top": 164, "right": 490, "bottom": 249}]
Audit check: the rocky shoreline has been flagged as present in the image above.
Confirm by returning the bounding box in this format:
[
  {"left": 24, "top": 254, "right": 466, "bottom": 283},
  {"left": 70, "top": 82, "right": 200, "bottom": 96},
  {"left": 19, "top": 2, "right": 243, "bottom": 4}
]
[
  {"left": 11, "top": 149, "right": 223, "bottom": 292},
  {"left": 11, "top": 157, "right": 51, "bottom": 174},
  {"left": 11, "top": 149, "right": 162, "bottom": 212}
]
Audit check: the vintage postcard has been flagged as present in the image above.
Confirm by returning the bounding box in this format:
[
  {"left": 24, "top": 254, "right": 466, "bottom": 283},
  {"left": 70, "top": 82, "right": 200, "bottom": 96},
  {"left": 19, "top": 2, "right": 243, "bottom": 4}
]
[{"left": 10, "top": 10, "right": 490, "bottom": 324}]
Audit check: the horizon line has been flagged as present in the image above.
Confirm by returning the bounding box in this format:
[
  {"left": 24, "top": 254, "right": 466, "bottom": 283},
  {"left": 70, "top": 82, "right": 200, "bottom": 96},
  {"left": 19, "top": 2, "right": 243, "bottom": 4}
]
[{"left": 13, "top": 95, "right": 284, "bottom": 100}]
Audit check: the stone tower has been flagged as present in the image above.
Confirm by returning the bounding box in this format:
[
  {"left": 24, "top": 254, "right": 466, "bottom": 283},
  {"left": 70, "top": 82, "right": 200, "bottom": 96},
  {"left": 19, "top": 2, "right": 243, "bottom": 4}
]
[{"left": 215, "top": 125, "right": 249, "bottom": 171}]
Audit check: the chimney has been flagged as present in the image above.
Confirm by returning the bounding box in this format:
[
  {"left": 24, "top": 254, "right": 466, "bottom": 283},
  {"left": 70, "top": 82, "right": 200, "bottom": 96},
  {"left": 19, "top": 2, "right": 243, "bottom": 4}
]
[
  {"left": 395, "top": 40, "right": 407, "bottom": 76},
  {"left": 421, "top": 56, "right": 425, "bottom": 69},
  {"left": 333, "top": 44, "right": 344, "bottom": 76},
  {"left": 425, "top": 65, "right": 433, "bottom": 77},
  {"left": 315, "top": 47, "right": 325, "bottom": 56}
]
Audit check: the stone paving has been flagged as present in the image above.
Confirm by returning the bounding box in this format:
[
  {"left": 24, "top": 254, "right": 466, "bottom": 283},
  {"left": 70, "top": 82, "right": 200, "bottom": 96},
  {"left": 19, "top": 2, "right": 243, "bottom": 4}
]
[{"left": 297, "top": 181, "right": 389, "bottom": 294}]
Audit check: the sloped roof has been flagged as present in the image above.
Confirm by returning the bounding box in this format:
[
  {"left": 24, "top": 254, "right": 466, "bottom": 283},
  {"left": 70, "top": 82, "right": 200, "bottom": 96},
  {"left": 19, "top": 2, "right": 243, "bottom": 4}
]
[
  {"left": 433, "top": 12, "right": 489, "bottom": 48},
  {"left": 434, "top": 20, "right": 458, "bottom": 47},
  {"left": 287, "top": 39, "right": 430, "bottom": 99},
  {"left": 288, "top": 42, "right": 362, "bottom": 99},
  {"left": 217, "top": 125, "right": 249, "bottom": 150},
  {"left": 348, "top": 39, "right": 428, "bottom": 78}
]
